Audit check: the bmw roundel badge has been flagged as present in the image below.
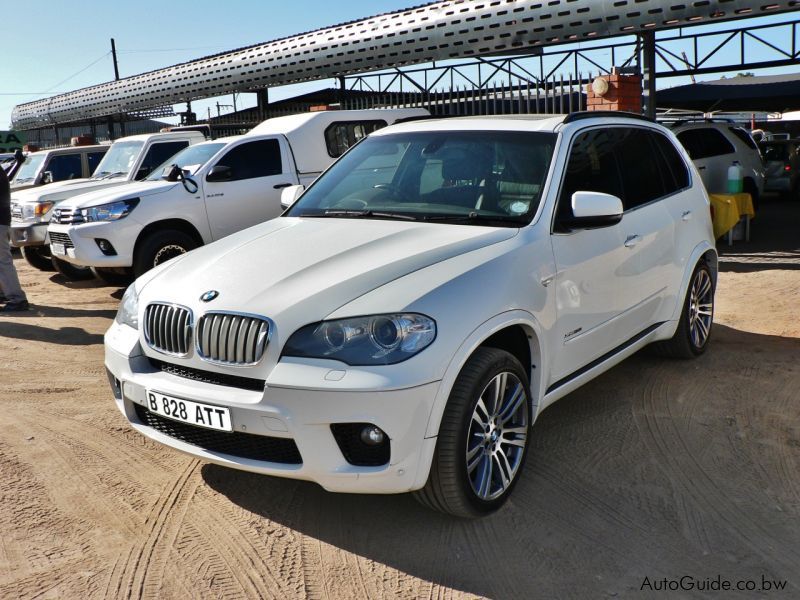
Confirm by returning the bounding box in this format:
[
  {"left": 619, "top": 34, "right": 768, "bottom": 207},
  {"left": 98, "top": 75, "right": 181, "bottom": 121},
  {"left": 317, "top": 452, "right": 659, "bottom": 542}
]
[{"left": 200, "top": 290, "right": 219, "bottom": 302}]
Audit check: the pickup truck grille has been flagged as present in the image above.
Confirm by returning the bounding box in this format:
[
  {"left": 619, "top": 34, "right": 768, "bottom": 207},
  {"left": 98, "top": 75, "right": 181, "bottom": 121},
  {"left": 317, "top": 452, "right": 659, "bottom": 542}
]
[
  {"left": 10, "top": 203, "right": 22, "bottom": 221},
  {"left": 196, "top": 312, "right": 270, "bottom": 365},
  {"left": 48, "top": 231, "right": 74, "bottom": 249},
  {"left": 52, "top": 207, "right": 84, "bottom": 224},
  {"left": 144, "top": 303, "right": 193, "bottom": 357}
]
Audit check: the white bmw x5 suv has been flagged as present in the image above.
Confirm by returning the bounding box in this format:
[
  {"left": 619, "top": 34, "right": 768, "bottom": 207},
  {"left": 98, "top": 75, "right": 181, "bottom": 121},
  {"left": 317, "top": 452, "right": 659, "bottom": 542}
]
[{"left": 106, "top": 112, "right": 717, "bottom": 518}]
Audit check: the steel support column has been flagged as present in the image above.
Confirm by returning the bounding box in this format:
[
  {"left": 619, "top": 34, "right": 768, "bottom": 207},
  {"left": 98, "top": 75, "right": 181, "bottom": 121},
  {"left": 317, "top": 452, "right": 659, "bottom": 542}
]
[{"left": 641, "top": 31, "right": 657, "bottom": 119}]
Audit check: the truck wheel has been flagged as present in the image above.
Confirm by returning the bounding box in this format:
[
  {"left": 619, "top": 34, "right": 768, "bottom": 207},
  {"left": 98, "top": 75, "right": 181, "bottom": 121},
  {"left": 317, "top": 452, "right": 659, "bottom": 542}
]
[
  {"left": 133, "top": 230, "right": 197, "bottom": 277},
  {"left": 51, "top": 256, "right": 95, "bottom": 281},
  {"left": 21, "top": 246, "right": 55, "bottom": 271},
  {"left": 651, "top": 261, "right": 714, "bottom": 359},
  {"left": 414, "top": 347, "right": 531, "bottom": 518},
  {"left": 91, "top": 267, "right": 134, "bottom": 286}
]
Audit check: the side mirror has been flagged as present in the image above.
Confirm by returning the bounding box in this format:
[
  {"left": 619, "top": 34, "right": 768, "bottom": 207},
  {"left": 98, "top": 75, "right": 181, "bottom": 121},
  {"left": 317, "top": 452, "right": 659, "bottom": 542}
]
[
  {"left": 164, "top": 164, "right": 183, "bottom": 182},
  {"left": 562, "top": 191, "right": 623, "bottom": 229},
  {"left": 206, "top": 165, "right": 233, "bottom": 182},
  {"left": 280, "top": 184, "right": 305, "bottom": 210},
  {"left": 41, "top": 171, "right": 54, "bottom": 184}
]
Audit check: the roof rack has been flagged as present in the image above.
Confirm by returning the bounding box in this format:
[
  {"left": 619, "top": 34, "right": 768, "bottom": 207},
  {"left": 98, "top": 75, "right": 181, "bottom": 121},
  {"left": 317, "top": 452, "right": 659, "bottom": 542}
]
[{"left": 562, "top": 110, "right": 653, "bottom": 124}]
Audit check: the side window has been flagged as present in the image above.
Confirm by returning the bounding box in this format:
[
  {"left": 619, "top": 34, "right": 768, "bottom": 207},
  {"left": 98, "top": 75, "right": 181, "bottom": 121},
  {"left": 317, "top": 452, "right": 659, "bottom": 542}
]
[
  {"left": 729, "top": 127, "right": 759, "bottom": 151},
  {"left": 215, "top": 139, "right": 282, "bottom": 180},
  {"left": 137, "top": 141, "right": 190, "bottom": 179},
  {"left": 324, "top": 120, "right": 387, "bottom": 158},
  {"left": 87, "top": 151, "right": 106, "bottom": 175},
  {"left": 613, "top": 128, "right": 668, "bottom": 210},
  {"left": 677, "top": 128, "right": 735, "bottom": 160},
  {"left": 557, "top": 128, "right": 624, "bottom": 223},
  {"left": 651, "top": 132, "right": 690, "bottom": 192},
  {"left": 46, "top": 154, "right": 83, "bottom": 182}
]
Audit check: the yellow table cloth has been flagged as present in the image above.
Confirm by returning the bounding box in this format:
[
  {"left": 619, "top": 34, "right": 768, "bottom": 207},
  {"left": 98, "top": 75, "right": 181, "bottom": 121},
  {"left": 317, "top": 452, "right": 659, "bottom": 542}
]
[{"left": 709, "top": 193, "right": 755, "bottom": 240}]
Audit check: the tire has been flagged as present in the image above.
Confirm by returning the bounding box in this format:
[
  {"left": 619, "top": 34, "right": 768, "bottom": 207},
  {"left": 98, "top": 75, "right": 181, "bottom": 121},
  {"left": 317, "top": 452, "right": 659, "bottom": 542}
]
[
  {"left": 91, "top": 267, "right": 134, "bottom": 286},
  {"left": 133, "top": 230, "right": 198, "bottom": 278},
  {"left": 21, "top": 245, "right": 55, "bottom": 271},
  {"left": 414, "top": 347, "right": 532, "bottom": 518},
  {"left": 51, "top": 256, "right": 95, "bottom": 280},
  {"left": 651, "top": 261, "right": 714, "bottom": 359}
]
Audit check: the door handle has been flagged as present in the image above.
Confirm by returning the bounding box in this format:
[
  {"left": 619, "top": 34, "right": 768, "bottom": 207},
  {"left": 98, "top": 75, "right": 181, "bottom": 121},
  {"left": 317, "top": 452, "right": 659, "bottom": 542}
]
[
  {"left": 682, "top": 210, "right": 692, "bottom": 221},
  {"left": 273, "top": 182, "right": 293, "bottom": 189},
  {"left": 540, "top": 274, "right": 555, "bottom": 287},
  {"left": 624, "top": 234, "right": 640, "bottom": 248}
]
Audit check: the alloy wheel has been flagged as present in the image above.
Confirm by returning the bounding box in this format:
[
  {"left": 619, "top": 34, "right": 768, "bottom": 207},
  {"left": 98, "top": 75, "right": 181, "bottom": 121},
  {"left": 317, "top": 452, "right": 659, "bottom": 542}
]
[{"left": 688, "top": 269, "right": 713, "bottom": 349}]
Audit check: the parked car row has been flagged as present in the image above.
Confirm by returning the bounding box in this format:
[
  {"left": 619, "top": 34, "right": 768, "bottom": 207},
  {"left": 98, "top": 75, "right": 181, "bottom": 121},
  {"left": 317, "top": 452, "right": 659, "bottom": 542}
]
[
  {"left": 98, "top": 111, "right": 719, "bottom": 518},
  {"left": 9, "top": 109, "right": 425, "bottom": 283}
]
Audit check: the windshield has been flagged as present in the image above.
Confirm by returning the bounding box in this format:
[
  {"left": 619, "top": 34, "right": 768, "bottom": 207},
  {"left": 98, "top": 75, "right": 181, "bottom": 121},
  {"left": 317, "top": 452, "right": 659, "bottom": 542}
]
[
  {"left": 12, "top": 154, "right": 46, "bottom": 183},
  {"left": 146, "top": 142, "right": 226, "bottom": 181},
  {"left": 286, "top": 131, "right": 556, "bottom": 226},
  {"left": 92, "top": 140, "right": 144, "bottom": 178}
]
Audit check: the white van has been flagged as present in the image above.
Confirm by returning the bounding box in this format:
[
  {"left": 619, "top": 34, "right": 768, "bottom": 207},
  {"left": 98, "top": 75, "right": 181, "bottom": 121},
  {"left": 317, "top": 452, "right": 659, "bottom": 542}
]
[{"left": 47, "top": 109, "right": 426, "bottom": 282}]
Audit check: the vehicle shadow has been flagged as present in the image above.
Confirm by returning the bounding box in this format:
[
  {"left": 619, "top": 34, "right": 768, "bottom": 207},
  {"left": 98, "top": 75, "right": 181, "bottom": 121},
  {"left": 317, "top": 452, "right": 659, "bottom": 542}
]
[
  {"left": 4, "top": 305, "right": 117, "bottom": 319},
  {"left": 0, "top": 322, "right": 103, "bottom": 345},
  {"left": 718, "top": 194, "right": 800, "bottom": 273},
  {"left": 202, "top": 324, "right": 800, "bottom": 598}
]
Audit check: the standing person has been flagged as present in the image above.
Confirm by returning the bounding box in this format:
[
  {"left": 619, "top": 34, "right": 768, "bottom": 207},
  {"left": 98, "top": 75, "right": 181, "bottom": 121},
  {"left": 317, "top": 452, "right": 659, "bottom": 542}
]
[{"left": 0, "top": 166, "right": 29, "bottom": 312}]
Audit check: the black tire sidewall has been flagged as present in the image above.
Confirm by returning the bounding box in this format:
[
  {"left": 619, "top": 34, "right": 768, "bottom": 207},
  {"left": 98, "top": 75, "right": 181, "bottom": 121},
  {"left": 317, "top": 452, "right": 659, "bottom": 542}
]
[
  {"left": 21, "top": 245, "right": 55, "bottom": 271},
  {"left": 683, "top": 261, "right": 714, "bottom": 356},
  {"left": 134, "top": 230, "right": 196, "bottom": 277}
]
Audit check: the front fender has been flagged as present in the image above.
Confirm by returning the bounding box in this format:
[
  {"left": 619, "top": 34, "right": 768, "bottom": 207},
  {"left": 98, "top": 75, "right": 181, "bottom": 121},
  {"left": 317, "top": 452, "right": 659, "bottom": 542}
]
[
  {"left": 414, "top": 310, "right": 546, "bottom": 489},
  {"left": 669, "top": 240, "right": 718, "bottom": 323}
]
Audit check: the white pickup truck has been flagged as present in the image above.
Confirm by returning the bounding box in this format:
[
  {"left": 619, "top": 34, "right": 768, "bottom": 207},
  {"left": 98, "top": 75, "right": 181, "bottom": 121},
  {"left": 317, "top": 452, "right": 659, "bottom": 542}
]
[
  {"left": 47, "top": 109, "right": 426, "bottom": 282},
  {"left": 9, "top": 131, "right": 206, "bottom": 277}
]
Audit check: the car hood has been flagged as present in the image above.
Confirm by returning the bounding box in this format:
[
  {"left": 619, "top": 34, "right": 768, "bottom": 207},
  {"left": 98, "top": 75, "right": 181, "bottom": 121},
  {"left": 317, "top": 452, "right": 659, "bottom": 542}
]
[
  {"left": 59, "top": 180, "right": 178, "bottom": 208},
  {"left": 140, "top": 217, "right": 518, "bottom": 327},
  {"left": 10, "top": 176, "right": 132, "bottom": 204}
]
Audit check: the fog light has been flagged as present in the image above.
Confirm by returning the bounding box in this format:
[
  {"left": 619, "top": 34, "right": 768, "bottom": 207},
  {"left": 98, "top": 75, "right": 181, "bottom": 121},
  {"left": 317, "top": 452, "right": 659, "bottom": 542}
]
[
  {"left": 360, "top": 425, "right": 385, "bottom": 445},
  {"left": 95, "top": 238, "right": 117, "bottom": 256}
]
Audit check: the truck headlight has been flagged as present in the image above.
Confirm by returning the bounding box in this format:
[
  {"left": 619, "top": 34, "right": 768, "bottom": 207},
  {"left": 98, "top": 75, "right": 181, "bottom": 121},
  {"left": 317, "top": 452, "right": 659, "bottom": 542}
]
[
  {"left": 81, "top": 199, "right": 139, "bottom": 223},
  {"left": 21, "top": 201, "right": 55, "bottom": 220},
  {"left": 282, "top": 314, "right": 436, "bottom": 365},
  {"left": 115, "top": 284, "right": 140, "bottom": 329}
]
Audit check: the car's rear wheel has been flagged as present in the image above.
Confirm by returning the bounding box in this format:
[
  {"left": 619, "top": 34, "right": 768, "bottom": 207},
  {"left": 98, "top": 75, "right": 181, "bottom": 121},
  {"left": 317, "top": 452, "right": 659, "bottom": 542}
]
[
  {"left": 133, "top": 230, "right": 197, "bottom": 277},
  {"left": 414, "top": 347, "right": 531, "bottom": 518},
  {"left": 652, "top": 261, "right": 714, "bottom": 358},
  {"left": 21, "top": 245, "right": 55, "bottom": 271},
  {"left": 51, "top": 256, "right": 95, "bottom": 280}
]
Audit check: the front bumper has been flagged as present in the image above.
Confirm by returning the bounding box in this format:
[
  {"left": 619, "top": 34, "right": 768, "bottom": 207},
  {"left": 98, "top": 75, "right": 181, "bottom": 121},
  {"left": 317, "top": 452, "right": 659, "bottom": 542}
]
[
  {"left": 9, "top": 222, "right": 48, "bottom": 247},
  {"left": 47, "top": 221, "right": 138, "bottom": 268},
  {"left": 105, "top": 324, "right": 440, "bottom": 494}
]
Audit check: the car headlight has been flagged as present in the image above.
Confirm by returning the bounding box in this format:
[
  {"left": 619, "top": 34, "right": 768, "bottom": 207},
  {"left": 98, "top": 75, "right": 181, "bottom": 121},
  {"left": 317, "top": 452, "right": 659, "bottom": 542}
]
[
  {"left": 115, "top": 284, "right": 140, "bottom": 329},
  {"left": 81, "top": 198, "right": 139, "bottom": 222},
  {"left": 21, "top": 201, "right": 55, "bottom": 220},
  {"left": 282, "top": 313, "right": 436, "bottom": 365}
]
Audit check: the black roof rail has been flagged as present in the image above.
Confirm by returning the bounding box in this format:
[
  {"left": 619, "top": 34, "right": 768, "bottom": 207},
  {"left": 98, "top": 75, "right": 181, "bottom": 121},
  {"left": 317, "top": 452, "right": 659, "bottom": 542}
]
[{"left": 562, "top": 110, "right": 653, "bottom": 124}]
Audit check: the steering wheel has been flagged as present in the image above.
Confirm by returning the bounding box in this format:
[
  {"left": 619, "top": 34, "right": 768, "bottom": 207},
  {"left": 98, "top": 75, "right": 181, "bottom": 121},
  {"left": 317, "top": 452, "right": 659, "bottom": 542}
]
[{"left": 332, "top": 198, "right": 368, "bottom": 209}]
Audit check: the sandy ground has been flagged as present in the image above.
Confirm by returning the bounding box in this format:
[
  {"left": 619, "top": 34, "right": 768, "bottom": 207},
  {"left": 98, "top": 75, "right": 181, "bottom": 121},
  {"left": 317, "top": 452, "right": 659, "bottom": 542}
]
[{"left": 1, "top": 198, "right": 799, "bottom": 599}]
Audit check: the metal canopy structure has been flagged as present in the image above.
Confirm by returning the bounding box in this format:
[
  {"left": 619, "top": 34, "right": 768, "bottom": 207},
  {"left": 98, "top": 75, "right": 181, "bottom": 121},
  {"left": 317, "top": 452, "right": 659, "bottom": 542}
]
[
  {"left": 11, "top": 0, "right": 800, "bottom": 130},
  {"left": 658, "top": 73, "right": 800, "bottom": 112}
]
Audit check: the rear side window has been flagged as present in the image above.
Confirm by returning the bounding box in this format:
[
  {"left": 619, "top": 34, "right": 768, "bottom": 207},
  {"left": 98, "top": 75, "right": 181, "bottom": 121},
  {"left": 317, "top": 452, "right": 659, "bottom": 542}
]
[
  {"left": 557, "top": 128, "right": 624, "bottom": 223},
  {"left": 137, "top": 141, "right": 190, "bottom": 179},
  {"left": 650, "top": 132, "right": 690, "bottom": 192},
  {"left": 613, "top": 129, "right": 669, "bottom": 210},
  {"left": 46, "top": 154, "right": 83, "bottom": 182},
  {"left": 87, "top": 151, "right": 106, "bottom": 175},
  {"left": 325, "top": 120, "right": 387, "bottom": 158},
  {"left": 677, "top": 128, "right": 735, "bottom": 160},
  {"left": 729, "top": 127, "right": 759, "bottom": 151},
  {"left": 215, "top": 139, "right": 282, "bottom": 180}
]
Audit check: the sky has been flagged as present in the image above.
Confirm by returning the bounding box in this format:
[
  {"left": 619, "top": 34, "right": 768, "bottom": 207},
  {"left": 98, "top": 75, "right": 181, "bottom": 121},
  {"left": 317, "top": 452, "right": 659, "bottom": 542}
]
[{"left": 2, "top": 1, "right": 800, "bottom": 130}]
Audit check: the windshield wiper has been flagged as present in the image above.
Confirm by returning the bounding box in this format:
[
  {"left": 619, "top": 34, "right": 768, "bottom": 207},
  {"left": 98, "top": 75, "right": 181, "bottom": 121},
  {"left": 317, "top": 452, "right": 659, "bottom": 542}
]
[
  {"left": 422, "top": 212, "right": 528, "bottom": 226},
  {"left": 299, "top": 209, "right": 420, "bottom": 221},
  {"left": 100, "top": 171, "right": 127, "bottom": 180}
]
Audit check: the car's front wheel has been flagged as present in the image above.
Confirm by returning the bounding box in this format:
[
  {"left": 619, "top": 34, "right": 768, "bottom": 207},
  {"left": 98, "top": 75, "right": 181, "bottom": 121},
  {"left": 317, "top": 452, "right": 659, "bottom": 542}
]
[
  {"left": 415, "top": 347, "right": 531, "bottom": 518},
  {"left": 21, "top": 245, "right": 55, "bottom": 271},
  {"left": 51, "top": 256, "right": 95, "bottom": 280},
  {"left": 133, "top": 230, "right": 197, "bottom": 277}
]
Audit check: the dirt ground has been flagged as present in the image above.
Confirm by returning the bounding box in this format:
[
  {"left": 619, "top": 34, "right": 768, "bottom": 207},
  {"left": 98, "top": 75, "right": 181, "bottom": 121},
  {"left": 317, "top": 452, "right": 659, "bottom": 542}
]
[{"left": 1, "top": 198, "right": 799, "bottom": 600}]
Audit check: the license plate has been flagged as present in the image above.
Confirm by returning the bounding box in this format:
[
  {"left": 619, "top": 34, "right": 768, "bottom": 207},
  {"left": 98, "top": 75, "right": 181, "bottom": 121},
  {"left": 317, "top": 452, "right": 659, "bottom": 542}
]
[
  {"left": 51, "top": 242, "right": 66, "bottom": 256},
  {"left": 145, "top": 390, "right": 232, "bottom": 432}
]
